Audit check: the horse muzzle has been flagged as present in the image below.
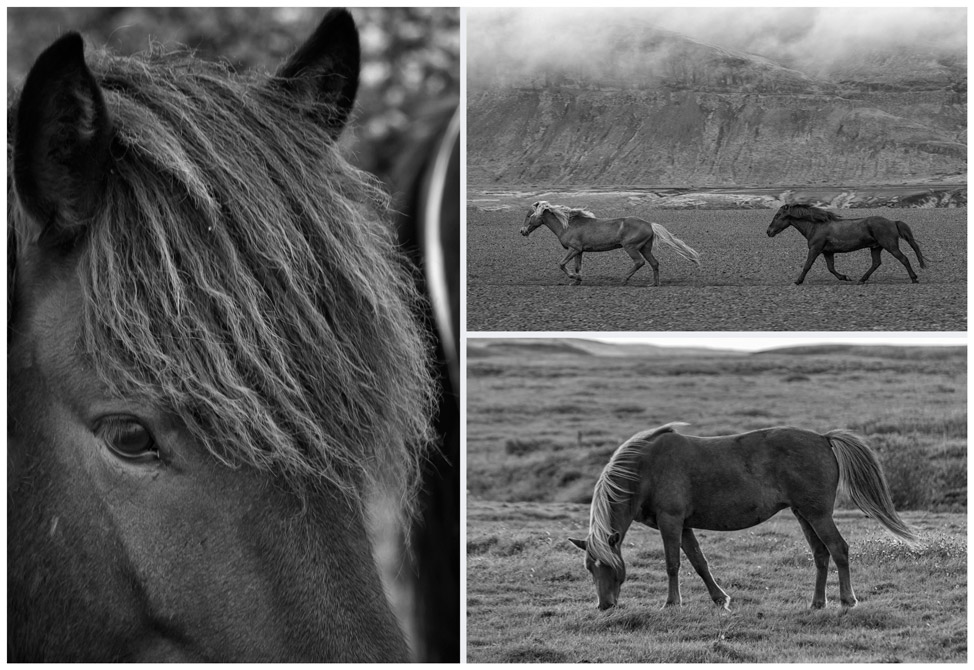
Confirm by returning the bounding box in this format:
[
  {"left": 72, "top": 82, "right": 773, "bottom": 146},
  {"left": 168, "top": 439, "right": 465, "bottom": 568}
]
[{"left": 519, "top": 227, "right": 531, "bottom": 237}]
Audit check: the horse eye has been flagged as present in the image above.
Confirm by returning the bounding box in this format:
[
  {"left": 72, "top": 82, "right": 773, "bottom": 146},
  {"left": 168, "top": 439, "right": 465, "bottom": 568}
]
[{"left": 97, "top": 418, "right": 159, "bottom": 462}]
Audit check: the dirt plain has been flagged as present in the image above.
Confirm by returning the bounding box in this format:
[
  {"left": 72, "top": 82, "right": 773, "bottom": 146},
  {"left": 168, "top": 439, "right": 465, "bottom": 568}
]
[{"left": 467, "top": 196, "right": 966, "bottom": 331}]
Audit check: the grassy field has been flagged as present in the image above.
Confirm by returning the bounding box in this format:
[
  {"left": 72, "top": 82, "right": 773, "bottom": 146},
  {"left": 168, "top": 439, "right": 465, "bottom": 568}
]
[
  {"left": 467, "top": 341, "right": 966, "bottom": 509},
  {"left": 467, "top": 501, "right": 966, "bottom": 663},
  {"left": 466, "top": 341, "right": 967, "bottom": 662},
  {"left": 467, "top": 198, "right": 966, "bottom": 330}
]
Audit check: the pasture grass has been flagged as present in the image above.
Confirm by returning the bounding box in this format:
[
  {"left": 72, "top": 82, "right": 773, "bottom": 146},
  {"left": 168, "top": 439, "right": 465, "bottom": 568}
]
[
  {"left": 467, "top": 344, "right": 966, "bottom": 511},
  {"left": 466, "top": 501, "right": 966, "bottom": 663}
]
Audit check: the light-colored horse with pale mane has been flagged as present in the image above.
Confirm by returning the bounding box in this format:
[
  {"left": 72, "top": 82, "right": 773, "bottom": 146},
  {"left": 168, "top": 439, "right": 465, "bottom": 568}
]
[{"left": 519, "top": 201, "right": 700, "bottom": 286}]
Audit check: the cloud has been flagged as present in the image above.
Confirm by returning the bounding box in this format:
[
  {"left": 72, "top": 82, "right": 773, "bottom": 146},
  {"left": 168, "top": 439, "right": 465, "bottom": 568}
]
[{"left": 467, "top": 7, "right": 967, "bottom": 83}]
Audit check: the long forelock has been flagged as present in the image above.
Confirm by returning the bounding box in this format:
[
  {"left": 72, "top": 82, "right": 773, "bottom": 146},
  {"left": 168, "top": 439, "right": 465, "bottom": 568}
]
[{"left": 64, "top": 47, "right": 435, "bottom": 514}]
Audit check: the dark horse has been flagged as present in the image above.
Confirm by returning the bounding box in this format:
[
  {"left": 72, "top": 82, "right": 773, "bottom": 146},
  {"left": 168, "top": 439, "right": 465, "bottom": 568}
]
[
  {"left": 767, "top": 204, "right": 925, "bottom": 285},
  {"left": 569, "top": 423, "right": 917, "bottom": 611},
  {"left": 8, "top": 10, "right": 440, "bottom": 662}
]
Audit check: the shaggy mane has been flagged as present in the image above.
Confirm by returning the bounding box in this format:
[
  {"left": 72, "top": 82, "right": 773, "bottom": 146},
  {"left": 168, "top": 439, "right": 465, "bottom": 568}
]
[
  {"left": 9, "top": 43, "right": 436, "bottom": 514},
  {"left": 587, "top": 422, "right": 688, "bottom": 571},
  {"left": 780, "top": 204, "right": 843, "bottom": 223},
  {"left": 531, "top": 200, "right": 595, "bottom": 229}
]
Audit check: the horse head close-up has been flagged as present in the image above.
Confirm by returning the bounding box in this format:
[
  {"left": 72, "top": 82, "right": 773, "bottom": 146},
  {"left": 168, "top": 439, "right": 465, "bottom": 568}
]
[{"left": 8, "top": 8, "right": 458, "bottom": 662}]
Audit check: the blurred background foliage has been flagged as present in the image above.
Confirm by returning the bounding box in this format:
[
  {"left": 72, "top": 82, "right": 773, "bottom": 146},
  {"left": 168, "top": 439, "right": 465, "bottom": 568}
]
[{"left": 6, "top": 7, "right": 459, "bottom": 182}]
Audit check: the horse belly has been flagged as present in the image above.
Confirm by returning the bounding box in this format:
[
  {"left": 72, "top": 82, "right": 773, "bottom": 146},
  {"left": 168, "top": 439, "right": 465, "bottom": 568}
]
[
  {"left": 823, "top": 238, "right": 872, "bottom": 253},
  {"left": 684, "top": 487, "right": 788, "bottom": 531},
  {"left": 578, "top": 238, "right": 621, "bottom": 252},
  {"left": 822, "top": 225, "right": 876, "bottom": 253}
]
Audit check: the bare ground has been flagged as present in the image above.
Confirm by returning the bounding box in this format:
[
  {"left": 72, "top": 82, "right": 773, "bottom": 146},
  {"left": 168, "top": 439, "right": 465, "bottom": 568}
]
[{"left": 467, "top": 203, "right": 966, "bottom": 331}]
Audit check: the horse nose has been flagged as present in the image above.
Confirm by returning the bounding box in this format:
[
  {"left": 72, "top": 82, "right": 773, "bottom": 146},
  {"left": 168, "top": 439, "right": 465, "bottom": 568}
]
[{"left": 519, "top": 228, "right": 529, "bottom": 237}]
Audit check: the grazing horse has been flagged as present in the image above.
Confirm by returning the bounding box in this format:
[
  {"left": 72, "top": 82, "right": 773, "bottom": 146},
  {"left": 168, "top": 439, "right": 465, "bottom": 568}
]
[
  {"left": 569, "top": 423, "right": 917, "bottom": 611},
  {"left": 520, "top": 201, "right": 700, "bottom": 286},
  {"left": 8, "top": 10, "right": 439, "bottom": 662},
  {"left": 766, "top": 204, "right": 925, "bottom": 285}
]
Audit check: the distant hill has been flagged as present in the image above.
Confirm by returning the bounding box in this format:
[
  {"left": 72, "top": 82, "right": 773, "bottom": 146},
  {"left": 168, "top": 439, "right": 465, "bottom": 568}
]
[
  {"left": 467, "top": 338, "right": 745, "bottom": 359},
  {"left": 468, "top": 338, "right": 966, "bottom": 363},
  {"left": 755, "top": 344, "right": 966, "bottom": 361},
  {"left": 468, "top": 20, "right": 966, "bottom": 188}
]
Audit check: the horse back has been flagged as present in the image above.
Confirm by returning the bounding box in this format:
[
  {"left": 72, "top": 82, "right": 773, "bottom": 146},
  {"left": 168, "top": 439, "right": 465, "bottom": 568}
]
[
  {"left": 566, "top": 216, "right": 652, "bottom": 250},
  {"left": 635, "top": 427, "right": 839, "bottom": 530}
]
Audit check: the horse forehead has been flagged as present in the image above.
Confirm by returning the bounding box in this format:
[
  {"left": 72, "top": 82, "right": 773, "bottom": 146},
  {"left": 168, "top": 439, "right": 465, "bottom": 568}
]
[{"left": 8, "top": 265, "right": 102, "bottom": 413}]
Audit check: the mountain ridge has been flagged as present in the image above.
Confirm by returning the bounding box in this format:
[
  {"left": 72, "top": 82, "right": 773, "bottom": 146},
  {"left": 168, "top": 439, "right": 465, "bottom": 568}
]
[{"left": 468, "top": 23, "right": 966, "bottom": 188}]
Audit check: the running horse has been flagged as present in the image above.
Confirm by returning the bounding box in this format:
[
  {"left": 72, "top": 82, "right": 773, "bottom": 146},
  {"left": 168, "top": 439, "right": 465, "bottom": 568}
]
[
  {"left": 766, "top": 204, "right": 926, "bottom": 285},
  {"left": 8, "top": 10, "right": 438, "bottom": 662},
  {"left": 520, "top": 201, "right": 701, "bottom": 286},
  {"left": 569, "top": 423, "right": 918, "bottom": 611}
]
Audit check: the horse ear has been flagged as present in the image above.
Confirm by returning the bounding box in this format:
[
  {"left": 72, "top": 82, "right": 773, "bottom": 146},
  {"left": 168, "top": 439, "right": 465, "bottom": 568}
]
[
  {"left": 607, "top": 532, "right": 621, "bottom": 548},
  {"left": 568, "top": 537, "right": 587, "bottom": 551},
  {"left": 13, "top": 32, "right": 113, "bottom": 245},
  {"left": 273, "top": 8, "right": 360, "bottom": 137}
]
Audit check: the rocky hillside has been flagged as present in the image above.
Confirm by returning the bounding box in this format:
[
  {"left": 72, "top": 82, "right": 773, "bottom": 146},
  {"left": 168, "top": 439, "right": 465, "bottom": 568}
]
[{"left": 468, "top": 23, "right": 966, "bottom": 188}]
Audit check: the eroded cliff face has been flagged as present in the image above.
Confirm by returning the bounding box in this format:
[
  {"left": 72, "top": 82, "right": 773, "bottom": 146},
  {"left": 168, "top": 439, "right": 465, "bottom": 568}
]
[{"left": 468, "top": 29, "right": 966, "bottom": 187}]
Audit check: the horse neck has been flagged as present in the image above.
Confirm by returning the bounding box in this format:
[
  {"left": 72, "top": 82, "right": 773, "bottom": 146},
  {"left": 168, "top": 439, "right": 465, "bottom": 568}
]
[
  {"left": 540, "top": 211, "right": 570, "bottom": 241},
  {"left": 786, "top": 216, "right": 815, "bottom": 239}
]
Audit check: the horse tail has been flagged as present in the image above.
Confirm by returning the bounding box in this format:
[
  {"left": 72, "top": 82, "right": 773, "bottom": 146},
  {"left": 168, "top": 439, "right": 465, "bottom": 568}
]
[
  {"left": 896, "top": 221, "right": 926, "bottom": 268},
  {"left": 825, "top": 429, "right": 919, "bottom": 545},
  {"left": 650, "top": 223, "right": 701, "bottom": 265}
]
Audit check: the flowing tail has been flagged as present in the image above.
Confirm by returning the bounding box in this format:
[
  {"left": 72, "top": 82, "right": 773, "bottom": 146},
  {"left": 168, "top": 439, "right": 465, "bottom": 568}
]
[
  {"left": 650, "top": 223, "right": 701, "bottom": 265},
  {"left": 896, "top": 221, "right": 926, "bottom": 268},
  {"left": 826, "top": 429, "right": 919, "bottom": 545}
]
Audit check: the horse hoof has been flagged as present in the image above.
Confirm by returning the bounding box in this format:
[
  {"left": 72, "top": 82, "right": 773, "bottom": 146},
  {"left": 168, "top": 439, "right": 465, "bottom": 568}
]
[
  {"left": 911, "top": 278, "right": 919, "bottom": 284},
  {"left": 809, "top": 600, "right": 826, "bottom": 610},
  {"left": 841, "top": 598, "right": 858, "bottom": 608}
]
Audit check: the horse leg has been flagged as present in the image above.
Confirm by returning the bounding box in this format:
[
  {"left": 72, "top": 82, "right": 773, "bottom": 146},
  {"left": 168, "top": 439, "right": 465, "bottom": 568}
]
[
  {"left": 658, "top": 514, "right": 684, "bottom": 608},
  {"left": 858, "top": 247, "right": 882, "bottom": 284},
  {"left": 640, "top": 243, "right": 660, "bottom": 287},
  {"left": 793, "top": 510, "right": 830, "bottom": 609},
  {"left": 621, "top": 246, "right": 645, "bottom": 285},
  {"left": 886, "top": 246, "right": 919, "bottom": 284},
  {"left": 823, "top": 252, "right": 850, "bottom": 282},
  {"left": 802, "top": 513, "right": 857, "bottom": 607},
  {"left": 681, "top": 528, "right": 730, "bottom": 610},
  {"left": 573, "top": 252, "right": 583, "bottom": 285},
  {"left": 557, "top": 249, "right": 581, "bottom": 283},
  {"left": 794, "top": 247, "right": 822, "bottom": 285}
]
